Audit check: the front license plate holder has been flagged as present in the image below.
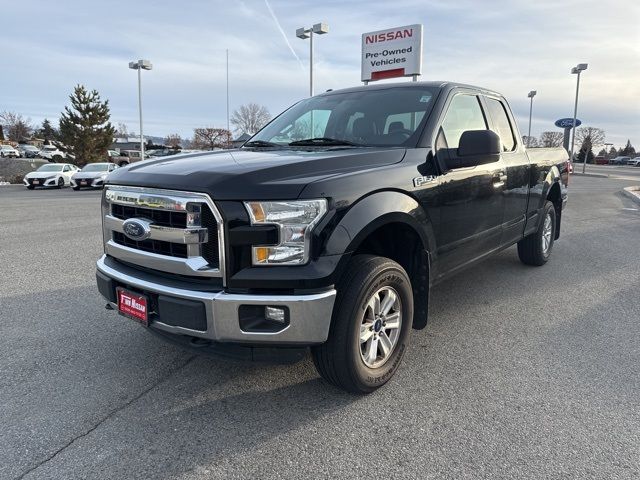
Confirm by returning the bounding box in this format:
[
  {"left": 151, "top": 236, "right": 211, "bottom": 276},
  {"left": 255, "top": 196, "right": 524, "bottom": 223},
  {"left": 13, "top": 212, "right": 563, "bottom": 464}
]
[{"left": 117, "top": 287, "right": 149, "bottom": 326}]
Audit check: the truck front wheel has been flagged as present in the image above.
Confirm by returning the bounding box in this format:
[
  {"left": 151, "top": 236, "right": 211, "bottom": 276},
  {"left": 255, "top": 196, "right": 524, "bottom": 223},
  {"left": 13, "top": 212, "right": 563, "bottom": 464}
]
[{"left": 312, "top": 255, "right": 413, "bottom": 394}]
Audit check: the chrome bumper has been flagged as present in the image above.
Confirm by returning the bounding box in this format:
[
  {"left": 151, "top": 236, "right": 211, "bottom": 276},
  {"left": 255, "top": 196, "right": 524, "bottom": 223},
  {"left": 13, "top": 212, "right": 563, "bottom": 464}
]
[{"left": 96, "top": 255, "right": 336, "bottom": 345}]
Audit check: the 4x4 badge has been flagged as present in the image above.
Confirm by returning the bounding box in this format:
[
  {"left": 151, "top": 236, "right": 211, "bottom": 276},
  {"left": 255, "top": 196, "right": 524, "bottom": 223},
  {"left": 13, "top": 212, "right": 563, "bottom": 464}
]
[{"left": 413, "top": 176, "right": 437, "bottom": 187}]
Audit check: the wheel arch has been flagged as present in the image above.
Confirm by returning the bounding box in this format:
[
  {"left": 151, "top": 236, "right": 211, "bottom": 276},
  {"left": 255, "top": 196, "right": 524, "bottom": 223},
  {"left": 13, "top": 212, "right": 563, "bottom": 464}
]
[
  {"left": 324, "top": 191, "right": 434, "bottom": 329},
  {"left": 543, "top": 166, "right": 563, "bottom": 239}
]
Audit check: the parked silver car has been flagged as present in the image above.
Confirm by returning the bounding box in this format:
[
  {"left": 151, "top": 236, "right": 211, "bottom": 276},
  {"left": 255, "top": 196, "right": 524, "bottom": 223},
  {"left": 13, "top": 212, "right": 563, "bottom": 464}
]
[{"left": 71, "top": 162, "right": 118, "bottom": 190}]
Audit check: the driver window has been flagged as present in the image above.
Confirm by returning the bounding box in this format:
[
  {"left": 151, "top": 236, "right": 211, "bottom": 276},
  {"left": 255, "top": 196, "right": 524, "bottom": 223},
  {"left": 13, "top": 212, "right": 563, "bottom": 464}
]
[
  {"left": 441, "top": 95, "right": 487, "bottom": 149},
  {"left": 63, "top": 165, "right": 70, "bottom": 172}
]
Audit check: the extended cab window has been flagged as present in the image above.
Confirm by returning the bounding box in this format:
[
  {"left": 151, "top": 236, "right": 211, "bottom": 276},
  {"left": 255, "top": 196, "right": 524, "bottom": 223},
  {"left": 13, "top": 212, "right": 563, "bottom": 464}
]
[
  {"left": 485, "top": 97, "right": 516, "bottom": 151},
  {"left": 440, "top": 95, "right": 487, "bottom": 149}
]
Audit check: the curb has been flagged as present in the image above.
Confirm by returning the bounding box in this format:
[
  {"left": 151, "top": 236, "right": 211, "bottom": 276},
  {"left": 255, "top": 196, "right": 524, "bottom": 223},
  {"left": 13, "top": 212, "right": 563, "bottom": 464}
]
[
  {"left": 571, "top": 172, "right": 609, "bottom": 178},
  {"left": 622, "top": 186, "right": 640, "bottom": 206}
]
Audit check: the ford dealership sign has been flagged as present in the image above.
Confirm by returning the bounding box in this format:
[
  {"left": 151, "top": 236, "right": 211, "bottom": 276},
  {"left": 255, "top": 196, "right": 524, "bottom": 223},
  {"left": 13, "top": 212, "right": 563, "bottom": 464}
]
[
  {"left": 555, "top": 118, "right": 582, "bottom": 129},
  {"left": 361, "top": 24, "right": 423, "bottom": 82}
]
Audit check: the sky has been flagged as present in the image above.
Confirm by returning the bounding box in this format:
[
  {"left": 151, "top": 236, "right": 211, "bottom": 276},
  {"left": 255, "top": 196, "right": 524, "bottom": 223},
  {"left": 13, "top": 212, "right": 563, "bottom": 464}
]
[{"left": 2, "top": 0, "right": 639, "bottom": 148}]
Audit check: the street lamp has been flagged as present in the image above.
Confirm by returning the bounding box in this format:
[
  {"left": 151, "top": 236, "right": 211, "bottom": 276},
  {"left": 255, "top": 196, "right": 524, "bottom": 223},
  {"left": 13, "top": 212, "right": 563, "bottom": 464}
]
[
  {"left": 296, "top": 23, "right": 329, "bottom": 97},
  {"left": 527, "top": 90, "right": 537, "bottom": 147},
  {"left": 128, "top": 59, "right": 153, "bottom": 158},
  {"left": 603, "top": 142, "right": 613, "bottom": 159},
  {"left": 568, "top": 63, "right": 587, "bottom": 173}
]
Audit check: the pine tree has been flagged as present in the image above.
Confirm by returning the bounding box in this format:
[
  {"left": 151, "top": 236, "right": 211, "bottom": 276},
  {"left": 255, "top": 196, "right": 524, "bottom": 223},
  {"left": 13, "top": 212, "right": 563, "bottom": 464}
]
[
  {"left": 577, "top": 145, "right": 594, "bottom": 164},
  {"left": 620, "top": 139, "right": 636, "bottom": 156},
  {"left": 39, "top": 119, "right": 58, "bottom": 141},
  {"left": 59, "top": 85, "right": 115, "bottom": 166}
]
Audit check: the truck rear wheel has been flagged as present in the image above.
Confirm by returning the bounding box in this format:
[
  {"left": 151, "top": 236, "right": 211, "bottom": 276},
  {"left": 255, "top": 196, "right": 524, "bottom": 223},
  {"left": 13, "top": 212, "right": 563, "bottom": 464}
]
[
  {"left": 311, "top": 255, "right": 413, "bottom": 394},
  {"left": 518, "top": 200, "right": 556, "bottom": 266}
]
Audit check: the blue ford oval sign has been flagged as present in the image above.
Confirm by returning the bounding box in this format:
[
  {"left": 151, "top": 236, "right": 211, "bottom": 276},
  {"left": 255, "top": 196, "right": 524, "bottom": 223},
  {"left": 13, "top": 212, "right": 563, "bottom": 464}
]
[
  {"left": 555, "top": 118, "right": 581, "bottom": 129},
  {"left": 122, "top": 218, "right": 152, "bottom": 241}
]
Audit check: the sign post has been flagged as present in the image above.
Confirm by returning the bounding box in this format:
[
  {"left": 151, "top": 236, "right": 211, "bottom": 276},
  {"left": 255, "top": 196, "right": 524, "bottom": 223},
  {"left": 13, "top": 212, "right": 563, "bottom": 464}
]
[{"left": 361, "top": 24, "right": 423, "bottom": 83}]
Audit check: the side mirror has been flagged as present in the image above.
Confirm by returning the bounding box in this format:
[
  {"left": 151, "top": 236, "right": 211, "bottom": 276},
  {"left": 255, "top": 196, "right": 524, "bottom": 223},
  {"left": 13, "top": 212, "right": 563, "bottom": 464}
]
[{"left": 444, "top": 130, "right": 501, "bottom": 169}]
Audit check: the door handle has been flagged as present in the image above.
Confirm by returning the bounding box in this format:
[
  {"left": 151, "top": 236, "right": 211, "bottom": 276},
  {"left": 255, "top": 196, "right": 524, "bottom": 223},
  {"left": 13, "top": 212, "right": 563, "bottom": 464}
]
[{"left": 492, "top": 171, "right": 507, "bottom": 189}]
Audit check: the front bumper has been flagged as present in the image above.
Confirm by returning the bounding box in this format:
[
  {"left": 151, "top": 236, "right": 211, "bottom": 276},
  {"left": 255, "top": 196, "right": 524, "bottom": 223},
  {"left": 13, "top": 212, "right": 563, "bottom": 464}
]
[
  {"left": 96, "top": 255, "right": 336, "bottom": 345},
  {"left": 23, "top": 176, "right": 58, "bottom": 187},
  {"left": 71, "top": 177, "right": 106, "bottom": 188}
]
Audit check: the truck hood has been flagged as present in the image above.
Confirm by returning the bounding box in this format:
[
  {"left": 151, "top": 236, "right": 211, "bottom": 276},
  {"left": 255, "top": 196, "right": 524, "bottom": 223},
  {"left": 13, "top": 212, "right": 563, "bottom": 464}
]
[{"left": 106, "top": 147, "right": 406, "bottom": 200}]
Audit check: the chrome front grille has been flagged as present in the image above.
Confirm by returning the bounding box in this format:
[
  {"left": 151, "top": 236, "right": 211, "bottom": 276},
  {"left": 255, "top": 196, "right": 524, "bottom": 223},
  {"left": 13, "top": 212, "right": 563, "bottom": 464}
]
[{"left": 102, "top": 186, "right": 224, "bottom": 280}]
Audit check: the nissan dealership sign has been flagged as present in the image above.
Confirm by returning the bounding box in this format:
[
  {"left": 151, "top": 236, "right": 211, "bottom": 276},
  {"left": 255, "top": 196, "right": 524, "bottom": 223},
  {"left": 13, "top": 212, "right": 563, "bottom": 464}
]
[{"left": 361, "top": 24, "right": 423, "bottom": 82}]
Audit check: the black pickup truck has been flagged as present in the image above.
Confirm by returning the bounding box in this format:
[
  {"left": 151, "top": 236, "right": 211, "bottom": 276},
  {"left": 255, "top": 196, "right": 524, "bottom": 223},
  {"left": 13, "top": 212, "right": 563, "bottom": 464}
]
[{"left": 96, "top": 81, "right": 568, "bottom": 393}]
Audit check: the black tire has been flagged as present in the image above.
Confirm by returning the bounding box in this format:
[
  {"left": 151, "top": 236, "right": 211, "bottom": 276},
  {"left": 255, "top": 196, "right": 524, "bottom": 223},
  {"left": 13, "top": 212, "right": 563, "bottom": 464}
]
[
  {"left": 118, "top": 161, "right": 129, "bottom": 167},
  {"left": 52, "top": 155, "right": 62, "bottom": 163},
  {"left": 518, "top": 200, "right": 556, "bottom": 266},
  {"left": 57, "top": 177, "right": 65, "bottom": 189},
  {"left": 311, "top": 255, "right": 413, "bottom": 394}
]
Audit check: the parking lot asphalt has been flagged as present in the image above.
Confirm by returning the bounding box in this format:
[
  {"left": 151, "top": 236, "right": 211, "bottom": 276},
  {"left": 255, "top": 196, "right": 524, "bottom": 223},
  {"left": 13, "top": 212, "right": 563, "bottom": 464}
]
[
  {"left": 574, "top": 163, "right": 640, "bottom": 181},
  {"left": 1, "top": 178, "right": 639, "bottom": 480}
]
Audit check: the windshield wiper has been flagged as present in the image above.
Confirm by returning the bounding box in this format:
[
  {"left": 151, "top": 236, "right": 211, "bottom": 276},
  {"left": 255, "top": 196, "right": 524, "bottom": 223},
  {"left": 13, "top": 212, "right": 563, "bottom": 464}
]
[
  {"left": 243, "top": 140, "right": 281, "bottom": 148},
  {"left": 288, "top": 137, "right": 361, "bottom": 147}
]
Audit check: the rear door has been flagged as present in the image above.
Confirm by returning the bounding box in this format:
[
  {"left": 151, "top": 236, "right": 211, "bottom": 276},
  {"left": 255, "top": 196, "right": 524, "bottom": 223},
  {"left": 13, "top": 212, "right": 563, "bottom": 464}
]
[
  {"left": 428, "top": 90, "right": 506, "bottom": 276},
  {"left": 481, "top": 95, "right": 531, "bottom": 246}
]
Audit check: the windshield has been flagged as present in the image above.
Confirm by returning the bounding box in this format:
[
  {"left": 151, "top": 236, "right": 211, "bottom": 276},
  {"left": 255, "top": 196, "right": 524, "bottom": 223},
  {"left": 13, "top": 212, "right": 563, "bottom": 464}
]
[
  {"left": 43, "top": 146, "right": 56, "bottom": 150},
  {"left": 37, "top": 164, "right": 64, "bottom": 172},
  {"left": 248, "top": 86, "right": 439, "bottom": 148},
  {"left": 38, "top": 165, "right": 64, "bottom": 172},
  {"left": 81, "top": 163, "right": 109, "bottom": 172}
]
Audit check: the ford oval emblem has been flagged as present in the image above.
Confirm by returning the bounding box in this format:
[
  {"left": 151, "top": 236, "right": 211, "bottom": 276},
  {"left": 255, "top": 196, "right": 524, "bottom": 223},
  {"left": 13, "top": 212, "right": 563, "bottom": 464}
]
[
  {"left": 555, "top": 117, "right": 582, "bottom": 129},
  {"left": 122, "top": 218, "right": 152, "bottom": 241}
]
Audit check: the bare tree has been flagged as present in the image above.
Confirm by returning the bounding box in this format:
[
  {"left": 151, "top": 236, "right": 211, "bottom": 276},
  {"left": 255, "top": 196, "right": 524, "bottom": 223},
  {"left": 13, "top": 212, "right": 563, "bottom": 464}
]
[
  {"left": 539, "top": 131, "right": 564, "bottom": 148},
  {"left": 115, "top": 122, "right": 129, "bottom": 138},
  {"left": 165, "top": 133, "right": 182, "bottom": 148},
  {"left": 0, "top": 111, "right": 33, "bottom": 141},
  {"left": 230, "top": 103, "right": 271, "bottom": 135},
  {"left": 574, "top": 127, "right": 605, "bottom": 153},
  {"left": 192, "top": 128, "right": 231, "bottom": 150},
  {"left": 522, "top": 136, "right": 539, "bottom": 148}
]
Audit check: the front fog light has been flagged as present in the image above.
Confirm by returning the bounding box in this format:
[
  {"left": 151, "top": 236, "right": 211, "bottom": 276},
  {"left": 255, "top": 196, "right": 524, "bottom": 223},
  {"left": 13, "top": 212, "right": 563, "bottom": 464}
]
[
  {"left": 265, "top": 306, "right": 286, "bottom": 323},
  {"left": 244, "top": 199, "right": 327, "bottom": 266}
]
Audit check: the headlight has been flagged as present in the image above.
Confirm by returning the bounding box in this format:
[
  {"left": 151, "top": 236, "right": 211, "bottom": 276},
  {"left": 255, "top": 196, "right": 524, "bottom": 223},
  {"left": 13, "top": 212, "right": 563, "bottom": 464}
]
[{"left": 244, "top": 199, "right": 327, "bottom": 265}]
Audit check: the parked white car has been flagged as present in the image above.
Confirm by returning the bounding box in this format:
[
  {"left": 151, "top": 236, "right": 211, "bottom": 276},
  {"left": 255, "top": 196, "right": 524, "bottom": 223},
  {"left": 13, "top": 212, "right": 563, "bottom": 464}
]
[
  {"left": 0, "top": 145, "right": 20, "bottom": 158},
  {"left": 39, "top": 145, "right": 67, "bottom": 162},
  {"left": 628, "top": 157, "right": 640, "bottom": 167},
  {"left": 23, "top": 163, "right": 79, "bottom": 189},
  {"left": 71, "top": 162, "right": 117, "bottom": 190}
]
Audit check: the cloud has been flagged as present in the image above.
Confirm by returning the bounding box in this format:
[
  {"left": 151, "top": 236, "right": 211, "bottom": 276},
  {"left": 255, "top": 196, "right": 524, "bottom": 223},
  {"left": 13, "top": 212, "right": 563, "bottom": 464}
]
[{"left": 1, "top": 0, "right": 638, "bottom": 146}]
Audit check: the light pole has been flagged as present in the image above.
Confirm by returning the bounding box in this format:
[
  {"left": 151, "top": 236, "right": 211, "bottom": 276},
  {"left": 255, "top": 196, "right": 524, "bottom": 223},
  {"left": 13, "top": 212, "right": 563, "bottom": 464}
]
[
  {"left": 527, "top": 90, "right": 537, "bottom": 147},
  {"left": 568, "top": 63, "right": 587, "bottom": 173},
  {"left": 296, "top": 23, "right": 329, "bottom": 97},
  {"left": 604, "top": 142, "right": 613, "bottom": 161},
  {"left": 128, "top": 59, "right": 153, "bottom": 158}
]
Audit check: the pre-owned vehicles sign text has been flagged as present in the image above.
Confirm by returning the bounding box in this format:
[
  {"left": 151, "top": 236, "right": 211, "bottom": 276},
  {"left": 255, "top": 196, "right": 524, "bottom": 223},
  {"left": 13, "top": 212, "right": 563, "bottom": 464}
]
[{"left": 361, "top": 24, "right": 423, "bottom": 82}]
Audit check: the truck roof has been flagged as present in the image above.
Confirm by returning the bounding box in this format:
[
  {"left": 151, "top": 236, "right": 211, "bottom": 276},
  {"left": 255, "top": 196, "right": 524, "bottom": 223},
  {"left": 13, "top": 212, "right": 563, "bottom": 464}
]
[{"left": 318, "top": 81, "right": 503, "bottom": 98}]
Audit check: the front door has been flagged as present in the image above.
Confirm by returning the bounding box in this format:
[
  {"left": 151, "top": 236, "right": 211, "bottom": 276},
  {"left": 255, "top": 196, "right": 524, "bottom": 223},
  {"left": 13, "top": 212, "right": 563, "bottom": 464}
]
[{"left": 427, "top": 92, "right": 506, "bottom": 278}]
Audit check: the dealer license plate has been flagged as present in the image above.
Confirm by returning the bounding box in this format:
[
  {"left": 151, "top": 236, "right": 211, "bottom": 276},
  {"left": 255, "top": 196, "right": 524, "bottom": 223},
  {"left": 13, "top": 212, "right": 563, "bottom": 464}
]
[
  {"left": 33, "top": 180, "right": 40, "bottom": 185},
  {"left": 117, "top": 288, "right": 149, "bottom": 326}
]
